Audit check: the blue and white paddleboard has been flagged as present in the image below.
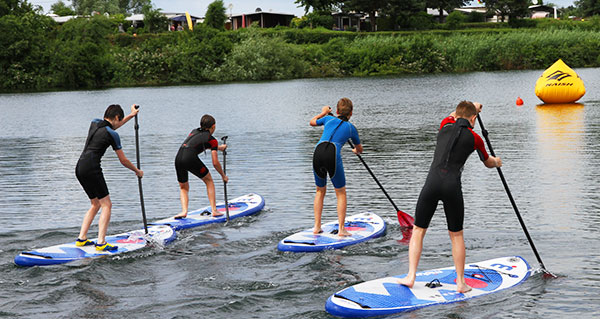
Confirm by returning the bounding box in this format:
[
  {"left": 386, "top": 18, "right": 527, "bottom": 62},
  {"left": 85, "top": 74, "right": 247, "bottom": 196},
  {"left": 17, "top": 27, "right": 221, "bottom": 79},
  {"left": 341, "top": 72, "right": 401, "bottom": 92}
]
[
  {"left": 14, "top": 225, "right": 176, "bottom": 267},
  {"left": 277, "top": 212, "right": 386, "bottom": 252},
  {"left": 151, "top": 193, "right": 265, "bottom": 230},
  {"left": 325, "top": 256, "right": 531, "bottom": 317}
]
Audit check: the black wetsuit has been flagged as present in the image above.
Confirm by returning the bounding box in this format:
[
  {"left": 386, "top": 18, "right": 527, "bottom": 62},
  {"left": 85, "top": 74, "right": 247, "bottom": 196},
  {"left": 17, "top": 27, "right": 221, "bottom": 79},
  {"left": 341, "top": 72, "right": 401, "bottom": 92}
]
[
  {"left": 175, "top": 128, "right": 219, "bottom": 183},
  {"left": 75, "top": 119, "right": 122, "bottom": 199},
  {"left": 414, "top": 116, "right": 489, "bottom": 232}
]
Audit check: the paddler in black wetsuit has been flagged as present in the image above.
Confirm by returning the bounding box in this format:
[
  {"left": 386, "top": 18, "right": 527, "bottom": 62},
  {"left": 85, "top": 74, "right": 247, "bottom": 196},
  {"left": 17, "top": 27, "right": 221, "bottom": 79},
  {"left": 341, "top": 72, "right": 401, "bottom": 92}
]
[
  {"left": 398, "top": 101, "right": 502, "bottom": 293},
  {"left": 172, "top": 114, "right": 228, "bottom": 219},
  {"left": 75, "top": 104, "right": 143, "bottom": 252}
]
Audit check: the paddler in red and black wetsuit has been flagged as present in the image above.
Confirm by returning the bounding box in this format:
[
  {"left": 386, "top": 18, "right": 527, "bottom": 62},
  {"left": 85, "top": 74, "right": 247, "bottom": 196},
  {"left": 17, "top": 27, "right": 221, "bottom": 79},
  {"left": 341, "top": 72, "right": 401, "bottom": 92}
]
[
  {"left": 398, "top": 101, "right": 502, "bottom": 293},
  {"left": 173, "top": 114, "right": 228, "bottom": 219}
]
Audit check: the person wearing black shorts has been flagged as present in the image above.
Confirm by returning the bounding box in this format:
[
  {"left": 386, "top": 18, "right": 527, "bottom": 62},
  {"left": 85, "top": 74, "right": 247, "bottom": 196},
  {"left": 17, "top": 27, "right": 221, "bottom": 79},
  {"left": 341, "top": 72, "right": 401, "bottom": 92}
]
[
  {"left": 398, "top": 101, "right": 502, "bottom": 293},
  {"left": 75, "top": 104, "right": 143, "bottom": 252},
  {"left": 173, "top": 114, "right": 228, "bottom": 219}
]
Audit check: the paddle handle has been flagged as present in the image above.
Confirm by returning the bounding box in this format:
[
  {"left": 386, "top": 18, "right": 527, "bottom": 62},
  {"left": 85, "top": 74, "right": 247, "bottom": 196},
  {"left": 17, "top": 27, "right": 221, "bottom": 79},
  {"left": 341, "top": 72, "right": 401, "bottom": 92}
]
[
  {"left": 134, "top": 106, "right": 148, "bottom": 234},
  {"left": 477, "top": 115, "right": 552, "bottom": 276}
]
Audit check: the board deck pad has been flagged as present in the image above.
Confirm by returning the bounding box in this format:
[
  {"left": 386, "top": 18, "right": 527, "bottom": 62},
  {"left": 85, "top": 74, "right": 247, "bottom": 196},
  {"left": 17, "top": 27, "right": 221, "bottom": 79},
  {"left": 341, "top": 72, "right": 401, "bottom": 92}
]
[
  {"left": 14, "top": 225, "right": 176, "bottom": 267},
  {"left": 277, "top": 212, "right": 386, "bottom": 252},
  {"left": 150, "top": 193, "right": 265, "bottom": 230},
  {"left": 325, "top": 256, "right": 531, "bottom": 317}
]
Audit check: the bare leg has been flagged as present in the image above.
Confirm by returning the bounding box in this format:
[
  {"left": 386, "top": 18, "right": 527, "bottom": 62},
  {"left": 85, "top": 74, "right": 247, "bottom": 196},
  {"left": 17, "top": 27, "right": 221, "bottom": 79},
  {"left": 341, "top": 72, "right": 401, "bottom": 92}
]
[
  {"left": 313, "top": 186, "right": 326, "bottom": 234},
  {"left": 78, "top": 198, "right": 101, "bottom": 240},
  {"left": 174, "top": 182, "right": 190, "bottom": 218},
  {"left": 96, "top": 195, "right": 112, "bottom": 245},
  {"left": 449, "top": 230, "right": 472, "bottom": 293},
  {"left": 398, "top": 225, "right": 427, "bottom": 288},
  {"left": 335, "top": 187, "right": 351, "bottom": 237},
  {"left": 202, "top": 173, "right": 222, "bottom": 217}
]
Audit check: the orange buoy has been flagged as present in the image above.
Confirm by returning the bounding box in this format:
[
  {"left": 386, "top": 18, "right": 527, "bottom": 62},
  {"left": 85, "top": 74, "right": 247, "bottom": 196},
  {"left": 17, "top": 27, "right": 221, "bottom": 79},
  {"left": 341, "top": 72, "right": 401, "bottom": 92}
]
[{"left": 516, "top": 97, "right": 523, "bottom": 106}]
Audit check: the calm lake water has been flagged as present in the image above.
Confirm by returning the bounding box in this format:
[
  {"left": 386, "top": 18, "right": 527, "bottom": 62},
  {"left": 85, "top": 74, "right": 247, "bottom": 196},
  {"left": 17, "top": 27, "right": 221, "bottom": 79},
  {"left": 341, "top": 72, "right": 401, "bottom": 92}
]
[{"left": 1, "top": 70, "right": 599, "bottom": 318}]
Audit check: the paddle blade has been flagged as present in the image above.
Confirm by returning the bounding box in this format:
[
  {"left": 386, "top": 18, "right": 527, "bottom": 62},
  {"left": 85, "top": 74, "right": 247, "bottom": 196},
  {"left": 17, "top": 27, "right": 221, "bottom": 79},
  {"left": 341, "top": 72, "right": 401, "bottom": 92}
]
[
  {"left": 397, "top": 227, "right": 413, "bottom": 245},
  {"left": 397, "top": 210, "right": 414, "bottom": 228}
]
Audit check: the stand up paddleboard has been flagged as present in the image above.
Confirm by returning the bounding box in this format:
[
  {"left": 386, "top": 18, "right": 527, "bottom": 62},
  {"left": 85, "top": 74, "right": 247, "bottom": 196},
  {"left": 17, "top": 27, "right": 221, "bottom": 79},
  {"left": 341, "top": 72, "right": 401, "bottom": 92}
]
[
  {"left": 14, "top": 225, "right": 176, "bottom": 267},
  {"left": 277, "top": 212, "right": 386, "bottom": 252},
  {"left": 151, "top": 193, "right": 265, "bottom": 230},
  {"left": 326, "top": 256, "right": 531, "bottom": 317}
]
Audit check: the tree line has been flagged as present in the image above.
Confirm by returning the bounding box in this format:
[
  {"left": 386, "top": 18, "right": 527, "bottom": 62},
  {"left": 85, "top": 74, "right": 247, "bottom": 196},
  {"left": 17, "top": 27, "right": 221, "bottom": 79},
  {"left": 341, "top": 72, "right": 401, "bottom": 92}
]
[
  {"left": 1, "top": 0, "right": 600, "bottom": 93},
  {"left": 295, "top": 0, "right": 600, "bottom": 31}
]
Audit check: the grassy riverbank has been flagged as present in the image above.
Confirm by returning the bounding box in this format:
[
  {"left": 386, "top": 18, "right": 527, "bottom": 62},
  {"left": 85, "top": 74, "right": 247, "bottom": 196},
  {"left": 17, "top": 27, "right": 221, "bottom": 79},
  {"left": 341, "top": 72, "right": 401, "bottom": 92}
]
[{"left": 2, "top": 15, "right": 600, "bottom": 92}]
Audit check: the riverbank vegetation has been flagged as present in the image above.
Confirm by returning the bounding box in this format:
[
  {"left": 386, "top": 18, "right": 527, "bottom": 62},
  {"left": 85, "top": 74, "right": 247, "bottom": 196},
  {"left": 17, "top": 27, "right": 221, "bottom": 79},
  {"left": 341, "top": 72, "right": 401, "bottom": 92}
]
[{"left": 2, "top": 2, "right": 600, "bottom": 92}]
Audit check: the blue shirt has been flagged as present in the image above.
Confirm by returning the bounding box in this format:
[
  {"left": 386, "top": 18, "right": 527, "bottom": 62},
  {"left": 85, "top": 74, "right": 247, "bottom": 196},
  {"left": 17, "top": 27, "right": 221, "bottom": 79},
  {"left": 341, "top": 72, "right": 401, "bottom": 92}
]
[{"left": 315, "top": 116, "right": 360, "bottom": 156}]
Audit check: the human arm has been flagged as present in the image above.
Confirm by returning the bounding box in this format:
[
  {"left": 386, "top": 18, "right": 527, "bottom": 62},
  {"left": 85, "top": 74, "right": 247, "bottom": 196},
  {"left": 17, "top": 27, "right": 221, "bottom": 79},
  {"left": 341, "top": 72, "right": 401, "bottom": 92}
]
[
  {"left": 112, "top": 104, "right": 140, "bottom": 130},
  {"left": 484, "top": 155, "right": 502, "bottom": 168},
  {"left": 115, "top": 149, "right": 143, "bottom": 177},
  {"left": 211, "top": 150, "right": 228, "bottom": 183},
  {"left": 218, "top": 144, "right": 227, "bottom": 152},
  {"left": 310, "top": 106, "right": 332, "bottom": 126}
]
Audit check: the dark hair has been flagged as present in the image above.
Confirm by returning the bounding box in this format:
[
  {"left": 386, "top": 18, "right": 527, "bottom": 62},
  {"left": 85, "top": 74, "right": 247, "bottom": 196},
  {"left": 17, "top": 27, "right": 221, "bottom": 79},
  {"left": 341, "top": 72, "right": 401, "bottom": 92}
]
[
  {"left": 455, "top": 101, "right": 477, "bottom": 118},
  {"left": 104, "top": 104, "right": 124, "bottom": 121},
  {"left": 200, "top": 114, "right": 216, "bottom": 130}
]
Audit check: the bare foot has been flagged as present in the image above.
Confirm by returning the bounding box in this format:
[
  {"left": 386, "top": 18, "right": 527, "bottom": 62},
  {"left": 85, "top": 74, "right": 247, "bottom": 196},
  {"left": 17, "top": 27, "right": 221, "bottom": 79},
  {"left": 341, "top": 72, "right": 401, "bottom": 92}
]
[
  {"left": 397, "top": 276, "right": 415, "bottom": 288},
  {"left": 456, "top": 283, "right": 472, "bottom": 293},
  {"left": 173, "top": 213, "right": 187, "bottom": 219},
  {"left": 337, "top": 229, "right": 352, "bottom": 237},
  {"left": 313, "top": 227, "right": 323, "bottom": 234},
  {"left": 212, "top": 212, "right": 224, "bottom": 217}
]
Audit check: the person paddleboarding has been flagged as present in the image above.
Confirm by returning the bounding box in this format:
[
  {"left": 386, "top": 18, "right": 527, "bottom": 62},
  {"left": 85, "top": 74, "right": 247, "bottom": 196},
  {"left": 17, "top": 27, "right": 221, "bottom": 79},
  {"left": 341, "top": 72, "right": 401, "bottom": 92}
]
[
  {"left": 397, "top": 101, "right": 502, "bottom": 293},
  {"left": 173, "top": 114, "right": 228, "bottom": 219},
  {"left": 310, "top": 98, "right": 363, "bottom": 237},
  {"left": 75, "top": 104, "right": 143, "bottom": 252}
]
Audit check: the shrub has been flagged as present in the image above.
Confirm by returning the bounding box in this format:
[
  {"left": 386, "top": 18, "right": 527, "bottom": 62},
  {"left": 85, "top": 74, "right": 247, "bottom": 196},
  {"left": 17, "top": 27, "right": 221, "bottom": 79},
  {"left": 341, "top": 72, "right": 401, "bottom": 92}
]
[{"left": 446, "top": 11, "right": 466, "bottom": 29}]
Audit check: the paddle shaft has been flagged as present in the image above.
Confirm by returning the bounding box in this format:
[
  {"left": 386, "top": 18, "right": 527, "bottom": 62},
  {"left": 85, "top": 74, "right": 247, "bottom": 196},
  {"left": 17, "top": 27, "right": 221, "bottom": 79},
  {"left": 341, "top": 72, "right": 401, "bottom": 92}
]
[
  {"left": 347, "top": 141, "right": 400, "bottom": 211},
  {"left": 222, "top": 136, "right": 230, "bottom": 222},
  {"left": 133, "top": 108, "right": 148, "bottom": 234},
  {"left": 477, "top": 115, "right": 551, "bottom": 274},
  {"left": 346, "top": 140, "right": 414, "bottom": 227}
]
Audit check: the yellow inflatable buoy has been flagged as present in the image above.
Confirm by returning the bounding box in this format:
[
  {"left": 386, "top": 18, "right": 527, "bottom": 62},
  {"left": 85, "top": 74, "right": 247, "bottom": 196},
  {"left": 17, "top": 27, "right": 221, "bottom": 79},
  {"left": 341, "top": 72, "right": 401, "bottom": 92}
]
[{"left": 535, "top": 59, "right": 585, "bottom": 104}]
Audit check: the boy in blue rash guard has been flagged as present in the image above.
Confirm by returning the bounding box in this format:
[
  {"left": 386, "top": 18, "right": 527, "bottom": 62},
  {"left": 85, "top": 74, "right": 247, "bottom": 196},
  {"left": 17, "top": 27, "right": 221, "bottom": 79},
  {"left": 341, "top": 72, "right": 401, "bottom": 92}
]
[
  {"left": 310, "top": 98, "right": 363, "bottom": 237},
  {"left": 75, "top": 104, "right": 143, "bottom": 252}
]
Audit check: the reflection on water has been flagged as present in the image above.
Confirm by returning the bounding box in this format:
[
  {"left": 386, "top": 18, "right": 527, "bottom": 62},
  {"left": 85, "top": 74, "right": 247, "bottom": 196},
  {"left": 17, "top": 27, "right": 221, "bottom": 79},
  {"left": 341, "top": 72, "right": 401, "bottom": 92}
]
[{"left": 535, "top": 103, "right": 585, "bottom": 230}]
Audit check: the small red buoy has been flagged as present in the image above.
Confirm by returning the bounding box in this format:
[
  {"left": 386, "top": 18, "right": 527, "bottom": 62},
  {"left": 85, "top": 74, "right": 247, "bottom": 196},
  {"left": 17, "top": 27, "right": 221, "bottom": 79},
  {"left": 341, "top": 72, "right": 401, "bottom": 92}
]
[{"left": 516, "top": 97, "right": 523, "bottom": 106}]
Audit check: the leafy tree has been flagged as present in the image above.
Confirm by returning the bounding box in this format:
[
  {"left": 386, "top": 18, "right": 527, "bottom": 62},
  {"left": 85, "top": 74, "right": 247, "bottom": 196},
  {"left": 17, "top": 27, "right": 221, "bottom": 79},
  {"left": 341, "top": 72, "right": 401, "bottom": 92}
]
[
  {"left": 142, "top": 3, "right": 168, "bottom": 33},
  {"left": 51, "top": 0, "right": 75, "bottom": 16},
  {"left": 0, "top": 0, "right": 33, "bottom": 16},
  {"left": 71, "top": 0, "right": 149, "bottom": 15},
  {"left": 118, "top": 0, "right": 149, "bottom": 14},
  {"left": 382, "top": 0, "right": 427, "bottom": 30},
  {"left": 204, "top": 0, "right": 226, "bottom": 30},
  {"left": 306, "top": 10, "right": 335, "bottom": 28},
  {"left": 343, "top": 0, "right": 388, "bottom": 31},
  {"left": 427, "top": 0, "right": 469, "bottom": 22},
  {"left": 72, "top": 0, "right": 119, "bottom": 15},
  {"left": 485, "top": 0, "right": 529, "bottom": 22},
  {"left": 575, "top": 0, "right": 600, "bottom": 16},
  {"left": 52, "top": 15, "right": 113, "bottom": 88},
  {"left": 294, "top": 0, "right": 341, "bottom": 13},
  {"left": 446, "top": 10, "right": 465, "bottom": 28},
  {"left": 0, "top": 11, "right": 54, "bottom": 90}
]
